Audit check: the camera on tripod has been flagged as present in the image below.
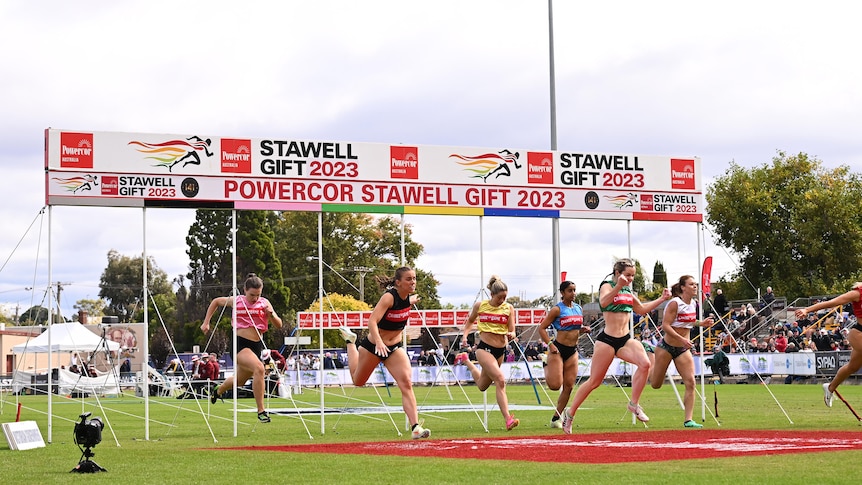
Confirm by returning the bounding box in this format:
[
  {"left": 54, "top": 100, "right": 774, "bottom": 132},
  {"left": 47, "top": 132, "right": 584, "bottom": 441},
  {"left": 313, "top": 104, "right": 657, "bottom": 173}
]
[
  {"left": 71, "top": 412, "right": 106, "bottom": 473},
  {"left": 74, "top": 412, "right": 103, "bottom": 449}
]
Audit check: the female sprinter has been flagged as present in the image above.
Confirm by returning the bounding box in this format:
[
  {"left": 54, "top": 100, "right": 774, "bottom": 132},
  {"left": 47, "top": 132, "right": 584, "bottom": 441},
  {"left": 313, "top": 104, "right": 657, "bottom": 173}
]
[
  {"left": 562, "top": 258, "right": 671, "bottom": 434},
  {"left": 461, "top": 275, "right": 520, "bottom": 431},
  {"left": 201, "top": 273, "right": 282, "bottom": 423},
  {"left": 649, "top": 275, "right": 714, "bottom": 428},
  {"left": 538, "top": 280, "right": 591, "bottom": 429},
  {"left": 338, "top": 266, "right": 430, "bottom": 439},
  {"left": 796, "top": 283, "right": 862, "bottom": 408}
]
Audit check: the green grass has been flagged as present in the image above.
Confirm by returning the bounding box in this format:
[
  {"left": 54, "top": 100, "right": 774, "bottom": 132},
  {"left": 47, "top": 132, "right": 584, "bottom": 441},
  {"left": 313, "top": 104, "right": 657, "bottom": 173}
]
[{"left": 1, "top": 381, "right": 861, "bottom": 484}]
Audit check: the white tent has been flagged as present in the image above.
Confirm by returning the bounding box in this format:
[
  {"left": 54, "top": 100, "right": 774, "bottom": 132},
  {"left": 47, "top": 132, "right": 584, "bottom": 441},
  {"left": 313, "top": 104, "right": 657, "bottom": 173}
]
[
  {"left": 12, "top": 322, "right": 120, "bottom": 353},
  {"left": 12, "top": 322, "right": 122, "bottom": 395}
]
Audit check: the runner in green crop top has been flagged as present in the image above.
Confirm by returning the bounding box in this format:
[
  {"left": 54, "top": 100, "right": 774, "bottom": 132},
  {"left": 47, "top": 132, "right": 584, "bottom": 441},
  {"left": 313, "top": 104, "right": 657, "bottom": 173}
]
[
  {"left": 599, "top": 279, "right": 634, "bottom": 313},
  {"left": 560, "top": 258, "right": 670, "bottom": 434}
]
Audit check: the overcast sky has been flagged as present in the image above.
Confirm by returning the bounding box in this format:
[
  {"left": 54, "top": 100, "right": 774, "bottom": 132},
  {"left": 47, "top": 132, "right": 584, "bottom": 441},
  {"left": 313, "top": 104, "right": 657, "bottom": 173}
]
[{"left": 2, "top": 1, "right": 861, "bottom": 318}]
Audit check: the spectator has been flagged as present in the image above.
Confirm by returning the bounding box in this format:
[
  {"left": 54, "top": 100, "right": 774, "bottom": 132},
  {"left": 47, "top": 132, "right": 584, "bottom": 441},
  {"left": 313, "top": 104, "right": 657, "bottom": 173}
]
[
  {"left": 761, "top": 286, "right": 776, "bottom": 313},
  {"left": 195, "top": 354, "right": 210, "bottom": 380},
  {"left": 323, "top": 352, "right": 335, "bottom": 370},
  {"left": 120, "top": 358, "right": 131, "bottom": 377},
  {"left": 270, "top": 349, "right": 286, "bottom": 372},
  {"left": 705, "top": 345, "right": 730, "bottom": 383},
  {"left": 189, "top": 355, "right": 201, "bottom": 375},
  {"left": 774, "top": 332, "right": 788, "bottom": 352},
  {"left": 788, "top": 328, "right": 804, "bottom": 349},
  {"left": 712, "top": 288, "right": 729, "bottom": 318},
  {"left": 165, "top": 358, "right": 182, "bottom": 374},
  {"left": 208, "top": 352, "right": 221, "bottom": 380},
  {"left": 748, "top": 337, "right": 759, "bottom": 352},
  {"left": 807, "top": 328, "right": 834, "bottom": 351}
]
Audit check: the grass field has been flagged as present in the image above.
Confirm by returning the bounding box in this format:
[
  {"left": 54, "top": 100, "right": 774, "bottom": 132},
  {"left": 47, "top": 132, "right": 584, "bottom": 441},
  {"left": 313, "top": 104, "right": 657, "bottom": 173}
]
[{"left": 1, "top": 380, "right": 861, "bottom": 484}]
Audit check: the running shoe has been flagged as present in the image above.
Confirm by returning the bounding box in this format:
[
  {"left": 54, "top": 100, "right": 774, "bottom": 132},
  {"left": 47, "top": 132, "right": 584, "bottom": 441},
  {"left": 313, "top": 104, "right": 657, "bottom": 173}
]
[
  {"left": 210, "top": 384, "right": 222, "bottom": 404},
  {"left": 823, "top": 383, "right": 834, "bottom": 407},
  {"left": 506, "top": 414, "right": 520, "bottom": 431},
  {"left": 550, "top": 417, "right": 563, "bottom": 429},
  {"left": 683, "top": 420, "right": 703, "bottom": 429},
  {"left": 627, "top": 401, "right": 650, "bottom": 422},
  {"left": 258, "top": 411, "right": 271, "bottom": 423},
  {"left": 339, "top": 326, "right": 357, "bottom": 344},
  {"left": 411, "top": 422, "right": 431, "bottom": 439},
  {"left": 561, "top": 410, "right": 573, "bottom": 434}
]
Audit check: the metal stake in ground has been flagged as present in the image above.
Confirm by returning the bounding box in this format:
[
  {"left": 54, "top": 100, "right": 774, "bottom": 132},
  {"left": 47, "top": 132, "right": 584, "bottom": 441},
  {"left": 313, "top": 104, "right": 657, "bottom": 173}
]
[{"left": 833, "top": 389, "right": 862, "bottom": 423}]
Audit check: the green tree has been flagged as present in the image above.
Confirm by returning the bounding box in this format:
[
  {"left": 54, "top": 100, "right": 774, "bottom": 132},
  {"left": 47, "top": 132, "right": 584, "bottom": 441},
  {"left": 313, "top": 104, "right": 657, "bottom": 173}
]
[
  {"left": 19, "top": 305, "right": 49, "bottom": 325},
  {"left": 185, "top": 210, "right": 291, "bottom": 351},
  {"left": 98, "top": 250, "right": 172, "bottom": 323},
  {"left": 301, "top": 293, "right": 372, "bottom": 349},
  {"left": 632, "top": 258, "right": 648, "bottom": 294},
  {"left": 273, "top": 212, "right": 440, "bottom": 314},
  {"left": 653, "top": 261, "right": 667, "bottom": 288},
  {"left": 706, "top": 152, "right": 862, "bottom": 299}
]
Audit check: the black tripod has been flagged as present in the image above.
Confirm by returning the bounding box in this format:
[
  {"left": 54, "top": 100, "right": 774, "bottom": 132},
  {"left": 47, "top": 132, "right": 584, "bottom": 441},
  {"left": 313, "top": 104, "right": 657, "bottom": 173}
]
[{"left": 71, "top": 446, "right": 106, "bottom": 473}]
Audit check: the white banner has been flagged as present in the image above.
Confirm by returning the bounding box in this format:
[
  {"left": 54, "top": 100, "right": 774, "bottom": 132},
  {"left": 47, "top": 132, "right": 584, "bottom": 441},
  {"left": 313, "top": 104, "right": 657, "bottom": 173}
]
[{"left": 46, "top": 129, "right": 703, "bottom": 222}]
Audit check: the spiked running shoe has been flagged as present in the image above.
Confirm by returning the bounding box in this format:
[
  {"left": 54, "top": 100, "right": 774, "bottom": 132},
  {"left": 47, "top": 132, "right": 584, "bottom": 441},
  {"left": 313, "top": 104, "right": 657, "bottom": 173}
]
[
  {"left": 823, "top": 383, "right": 834, "bottom": 407},
  {"left": 339, "top": 326, "right": 357, "bottom": 344},
  {"left": 627, "top": 402, "right": 650, "bottom": 422},
  {"left": 562, "top": 410, "right": 574, "bottom": 434},
  {"left": 506, "top": 414, "right": 520, "bottom": 431},
  {"left": 550, "top": 417, "right": 563, "bottom": 429},
  {"left": 210, "top": 384, "right": 222, "bottom": 404},
  {"left": 683, "top": 420, "right": 703, "bottom": 429},
  {"left": 412, "top": 422, "right": 431, "bottom": 439},
  {"left": 258, "top": 411, "right": 271, "bottom": 423}
]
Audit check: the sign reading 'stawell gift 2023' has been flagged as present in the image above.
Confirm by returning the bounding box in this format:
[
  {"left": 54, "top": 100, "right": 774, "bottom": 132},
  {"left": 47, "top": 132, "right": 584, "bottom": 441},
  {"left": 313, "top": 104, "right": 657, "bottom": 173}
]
[{"left": 45, "top": 129, "right": 702, "bottom": 221}]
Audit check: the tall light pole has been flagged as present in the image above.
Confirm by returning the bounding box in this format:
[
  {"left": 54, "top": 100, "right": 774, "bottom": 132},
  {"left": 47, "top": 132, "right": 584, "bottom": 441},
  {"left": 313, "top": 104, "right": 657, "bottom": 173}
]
[{"left": 353, "top": 266, "right": 374, "bottom": 302}]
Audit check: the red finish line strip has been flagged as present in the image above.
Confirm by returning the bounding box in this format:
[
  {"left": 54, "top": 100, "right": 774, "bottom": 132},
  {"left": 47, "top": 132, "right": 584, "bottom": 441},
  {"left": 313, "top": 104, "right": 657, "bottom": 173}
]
[{"left": 218, "top": 430, "right": 862, "bottom": 464}]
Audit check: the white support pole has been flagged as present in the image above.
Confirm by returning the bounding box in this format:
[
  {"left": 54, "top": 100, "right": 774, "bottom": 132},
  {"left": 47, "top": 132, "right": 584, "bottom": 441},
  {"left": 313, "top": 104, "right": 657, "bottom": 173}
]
[
  {"left": 143, "top": 208, "right": 150, "bottom": 440},
  {"left": 697, "top": 222, "right": 705, "bottom": 422},
  {"left": 231, "top": 210, "right": 238, "bottom": 437},
  {"left": 47, "top": 206, "right": 53, "bottom": 442},
  {"left": 548, "top": 0, "right": 561, "bottom": 305},
  {"left": 318, "top": 212, "right": 325, "bottom": 434}
]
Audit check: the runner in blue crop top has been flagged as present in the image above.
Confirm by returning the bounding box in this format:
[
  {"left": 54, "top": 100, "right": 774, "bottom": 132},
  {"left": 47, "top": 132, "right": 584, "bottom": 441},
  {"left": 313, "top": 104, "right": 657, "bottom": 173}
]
[{"left": 538, "top": 280, "right": 592, "bottom": 428}]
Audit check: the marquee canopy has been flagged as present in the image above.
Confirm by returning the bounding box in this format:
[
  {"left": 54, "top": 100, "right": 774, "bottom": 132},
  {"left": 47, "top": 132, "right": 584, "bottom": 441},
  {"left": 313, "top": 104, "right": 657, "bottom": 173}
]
[{"left": 12, "top": 322, "right": 120, "bottom": 353}]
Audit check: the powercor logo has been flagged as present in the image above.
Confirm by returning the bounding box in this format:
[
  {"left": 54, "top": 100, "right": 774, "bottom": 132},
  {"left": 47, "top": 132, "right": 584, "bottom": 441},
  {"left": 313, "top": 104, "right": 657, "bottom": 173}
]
[
  {"left": 390, "top": 146, "right": 419, "bottom": 179},
  {"left": 221, "top": 138, "right": 252, "bottom": 173},
  {"left": 640, "top": 194, "right": 654, "bottom": 211},
  {"left": 60, "top": 132, "right": 94, "bottom": 169},
  {"left": 527, "top": 152, "right": 553, "bottom": 184},
  {"left": 670, "top": 159, "right": 695, "bottom": 190},
  {"left": 101, "top": 176, "right": 119, "bottom": 196}
]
